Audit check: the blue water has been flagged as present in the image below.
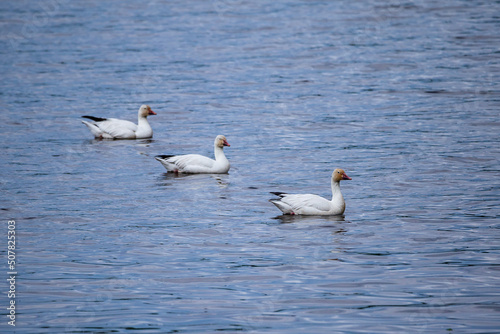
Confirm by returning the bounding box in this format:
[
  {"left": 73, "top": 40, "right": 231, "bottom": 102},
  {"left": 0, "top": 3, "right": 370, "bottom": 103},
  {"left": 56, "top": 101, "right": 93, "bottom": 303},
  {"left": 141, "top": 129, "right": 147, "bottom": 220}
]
[{"left": 1, "top": 0, "right": 500, "bottom": 333}]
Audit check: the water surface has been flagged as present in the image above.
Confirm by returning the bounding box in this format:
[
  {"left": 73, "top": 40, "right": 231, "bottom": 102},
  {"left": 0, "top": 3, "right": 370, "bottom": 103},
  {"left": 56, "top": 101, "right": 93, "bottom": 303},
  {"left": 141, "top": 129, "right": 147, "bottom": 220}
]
[{"left": 1, "top": 0, "right": 499, "bottom": 333}]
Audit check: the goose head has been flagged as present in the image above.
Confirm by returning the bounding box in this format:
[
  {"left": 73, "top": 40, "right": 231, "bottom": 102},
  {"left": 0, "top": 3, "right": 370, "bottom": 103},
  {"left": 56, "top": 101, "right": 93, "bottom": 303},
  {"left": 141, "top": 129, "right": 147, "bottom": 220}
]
[
  {"left": 332, "top": 168, "right": 352, "bottom": 182},
  {"left": 215, "top": 135, "right": 230, "bottom": 148},
  {"left": 138, "top": 105, "right": 157, "bottom": 117}
]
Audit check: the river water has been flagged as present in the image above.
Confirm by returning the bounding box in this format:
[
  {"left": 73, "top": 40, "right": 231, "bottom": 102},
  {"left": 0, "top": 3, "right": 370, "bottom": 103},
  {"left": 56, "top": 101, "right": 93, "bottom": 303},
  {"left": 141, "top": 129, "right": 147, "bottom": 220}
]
[{"left": 1, "top": 0, "right": 500, "bottom": 333}]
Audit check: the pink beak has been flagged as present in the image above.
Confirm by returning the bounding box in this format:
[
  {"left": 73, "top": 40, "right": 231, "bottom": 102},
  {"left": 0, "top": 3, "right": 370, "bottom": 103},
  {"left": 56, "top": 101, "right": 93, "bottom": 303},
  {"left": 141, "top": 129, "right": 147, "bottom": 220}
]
[
  {"left": 342, "top": 173, "right": 352, "bottom": 180},
  {"left": 149, "top": 109, "right": 157, "bottom": 115},
  {"left": 223, "top": 140, "right": 230, "bottom": 147}
]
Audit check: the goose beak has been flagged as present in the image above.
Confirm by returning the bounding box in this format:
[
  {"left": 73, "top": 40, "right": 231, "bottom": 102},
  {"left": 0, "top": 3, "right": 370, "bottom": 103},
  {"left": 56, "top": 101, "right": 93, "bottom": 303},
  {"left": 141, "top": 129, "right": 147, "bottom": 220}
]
[
  {"left": 342, "top": 173, "right": 352, "bottom": 180},
  {"left": 149, "top": 109, "right": 157, "bottom": 115},
  {"left": 223, "top": 140, "right": 230, "bottom": 147}
]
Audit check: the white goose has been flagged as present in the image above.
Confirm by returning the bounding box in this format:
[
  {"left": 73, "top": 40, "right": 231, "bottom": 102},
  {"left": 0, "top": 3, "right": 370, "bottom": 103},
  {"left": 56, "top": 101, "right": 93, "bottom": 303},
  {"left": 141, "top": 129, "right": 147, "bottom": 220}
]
[
  {"left": 155, "top": 135, "right": 231, "bottom": 174},
  {"left": 81, "top": 105, "right": 156, "bottom": 139},
  {"left": 270, "top": 169, "right": 352, "bottom": 216}
]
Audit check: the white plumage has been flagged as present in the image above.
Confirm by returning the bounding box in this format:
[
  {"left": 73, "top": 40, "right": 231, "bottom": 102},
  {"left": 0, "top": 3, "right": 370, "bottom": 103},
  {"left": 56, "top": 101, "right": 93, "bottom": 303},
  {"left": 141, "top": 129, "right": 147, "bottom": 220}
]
[
  {"left": 81, "top": 105, "right": 156, "bottom": 139},
  {"left": 270, "top": 169, "right": 352, "bottom": 216},
  {"left": 155, "top": 135, "right": 230, "bottom": 174}
]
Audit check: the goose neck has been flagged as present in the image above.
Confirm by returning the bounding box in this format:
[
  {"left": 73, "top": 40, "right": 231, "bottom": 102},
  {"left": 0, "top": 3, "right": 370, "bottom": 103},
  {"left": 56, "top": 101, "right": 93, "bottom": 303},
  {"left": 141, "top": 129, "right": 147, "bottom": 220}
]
[
  {"left": 214, "top": 145, "right": 226, "bottom": 161},
  {"left": 330, "top": 180, "right": 342, "bottom": 200}
]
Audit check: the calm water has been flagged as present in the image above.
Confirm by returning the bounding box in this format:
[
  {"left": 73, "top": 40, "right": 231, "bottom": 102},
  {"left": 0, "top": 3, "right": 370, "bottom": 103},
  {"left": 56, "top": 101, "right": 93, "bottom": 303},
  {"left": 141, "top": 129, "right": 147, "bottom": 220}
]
[{"left": 1, "top": 0, "right": 500, "bottom": 333}]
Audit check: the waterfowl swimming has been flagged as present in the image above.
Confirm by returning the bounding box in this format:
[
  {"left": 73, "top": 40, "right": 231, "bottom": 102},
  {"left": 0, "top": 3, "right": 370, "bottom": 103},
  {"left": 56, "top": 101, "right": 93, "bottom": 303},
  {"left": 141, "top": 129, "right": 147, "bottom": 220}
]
[
  {"left": 155, "top": 135, "right": 230, "bottom": 174},
  {"left": 81, "top": 105, "right": 156, "bottom": 139},
  {"left": 270, "top": 169, "right": 351, "bottom": 215}
]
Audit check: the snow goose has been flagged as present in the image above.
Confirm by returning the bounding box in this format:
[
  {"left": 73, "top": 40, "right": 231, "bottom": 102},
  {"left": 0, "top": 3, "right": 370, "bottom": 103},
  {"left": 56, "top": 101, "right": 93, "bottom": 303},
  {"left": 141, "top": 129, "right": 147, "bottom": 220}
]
[
  {"left": 81, "top": 105, "right": 156, "bottom": 139},
  {"left": 155, "top": 135, "right": 230, "bottom": 174},
  {"left": 270, "top": 169, "right": 351, "bottom": 216}
]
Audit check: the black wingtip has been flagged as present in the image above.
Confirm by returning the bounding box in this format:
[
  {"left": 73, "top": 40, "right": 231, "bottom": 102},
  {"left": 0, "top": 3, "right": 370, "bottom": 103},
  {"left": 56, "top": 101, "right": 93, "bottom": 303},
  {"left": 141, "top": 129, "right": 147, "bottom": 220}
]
[
  {"left": 270, "top": 192, "right": 287, "bottom": 197},
  {"left": 82, "top": 115, "right": 107, "bottom": 122},
  {"left": 155, "top": 155, "right": 175, "bottom": 160}
]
